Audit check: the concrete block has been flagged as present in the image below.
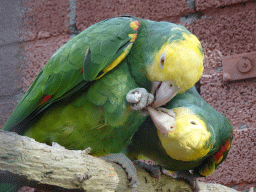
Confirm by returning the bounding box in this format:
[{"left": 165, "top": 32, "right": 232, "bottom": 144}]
[
  {"left": 0, "top": 44, "right": 24, "bottom": 95},
  {"left": 0, "top": 102, "right": 18, "bottom": 129},
  {"left": 0, "top": 0, "right": 24, "bottom": 46}
]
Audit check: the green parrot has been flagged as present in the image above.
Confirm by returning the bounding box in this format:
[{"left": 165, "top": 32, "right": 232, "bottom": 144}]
[
  {"left": 2, "top": 16, "right": 204, "bottom": 190},
  {"left": 125, "top": 86, "right": 233, "bottom": 191}
]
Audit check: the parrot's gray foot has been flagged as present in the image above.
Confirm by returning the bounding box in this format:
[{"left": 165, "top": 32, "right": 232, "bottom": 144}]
[
  {"left": 134, "top": 160, "right": 199, "bottom": 192},
  {"left": 83, "top": 147, "right": 92, "bottom": 155},
  {"left": 100, "top": 153, "right": 139, "bottom": 190},
  {"left": 173, "top": 170, "right": 200, "bottom": 192},
  {"left": 134, "top": 160, "right": 161, "bottom": 178},
  {"left": 126, "top": 88, "right": 154, "bottom": 115}
]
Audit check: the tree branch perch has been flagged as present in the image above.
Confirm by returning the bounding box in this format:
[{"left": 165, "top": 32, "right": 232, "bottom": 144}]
[{"left": 0, "top": 130, "right": 238, "bottom": 192}]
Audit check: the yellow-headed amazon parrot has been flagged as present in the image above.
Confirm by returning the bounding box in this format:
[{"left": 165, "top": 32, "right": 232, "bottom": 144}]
[
  {"left": 2, "top": 16, "right": 203, "bottom": 190},
  {"left": 125, "top": 86, "right": 233, "bottom": 191}
]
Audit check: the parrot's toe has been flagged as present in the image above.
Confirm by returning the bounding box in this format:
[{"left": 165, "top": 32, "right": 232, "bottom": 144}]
[
  {"left": 83, "top": 147, "right": 92, "bottom": 155},
  {"left": 126, "top": 88, "right": 154, "bottom": 111},
  {"left": 173, "top": 170, "right": 200, "bottom": 192},
  {"left": 100, "top": 153, "right": 139, "bottom": 190},
  {"left": 134, "top": 160, "right": 161, "bottom": 179}
]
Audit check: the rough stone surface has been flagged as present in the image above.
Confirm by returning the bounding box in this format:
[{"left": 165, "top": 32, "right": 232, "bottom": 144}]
[
  {"left": 184, "top": 2, "right": 256, "bottom": 57},
  {"left": 21, "top": 35, "right": 70, "bottom": 93},
  {"left": 76, "top": 0, "right": 192, "bottom": 31},
  {"left": 0, "top": 102, "right": 18, "bottom": 130},
  {"left": 0, "top": 0, "right": 24, "bottom": 46},
  {"left": 0, "top": 0, "right": 26, "bottom": 130},
  {"left": 21, "top": 0, "right": 70, "bottom": 41},
  {"left": 195, "top": 0, "right": 252, "bottom": 11},
  {"left": 0, "top": 44, "right": 24, "bottom": 95},
  {"left": 200, "top": 73, "right": 256, "bottom": 129}
]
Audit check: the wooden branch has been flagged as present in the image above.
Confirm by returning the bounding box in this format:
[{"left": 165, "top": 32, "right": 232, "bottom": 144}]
[{"left": 0, "top": 130, "right": 238, "bottom": 192}]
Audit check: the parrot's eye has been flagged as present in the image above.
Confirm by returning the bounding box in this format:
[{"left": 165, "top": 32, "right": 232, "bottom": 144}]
[
  {"left": 160, "top": 53, "right": 165, "bottom": 69},
  {"left": 160, "top": 57, "right": 165, "bottom": 67},
  {"left": 161, "top": 57, "right": 165, "bottom": 65},
  {"left": 190, "top": 121, "right": 197, "bottom": 125}
]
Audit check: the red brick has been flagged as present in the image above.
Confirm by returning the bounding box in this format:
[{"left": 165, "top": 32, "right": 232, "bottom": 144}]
[
  {"left": 184, "top": 2, "right": 256, "bottom": 56},
  {"left": 21, "top": 35, "right": 70, "bottom": 92},
  {"left": 21, "top": 0, "right": 69, "bottom": 41},
  {"left": 195, "top": 0, "right": 251, "bottom": 12},
  {"left": 76, "top": 0, "right": 192, "bottom": 31},
  {"left": 200, "top": 73, "right": 256, "bottom": 130}
]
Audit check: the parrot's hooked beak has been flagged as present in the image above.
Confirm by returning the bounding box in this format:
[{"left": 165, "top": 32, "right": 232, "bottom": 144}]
[
  {"left": 151, "top": 81, "right": 180, "bottom": 108},
  {"left": 147, "top": 107, "right": 176, "bottom": 137}
]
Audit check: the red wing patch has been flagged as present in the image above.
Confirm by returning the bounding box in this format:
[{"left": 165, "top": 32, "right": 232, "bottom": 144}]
[
  {"left": 40, "top": 95, "right": 52, "bottom": 105},
  {"left": 214, "top": 140, "right": 231, "bottom": 163}
]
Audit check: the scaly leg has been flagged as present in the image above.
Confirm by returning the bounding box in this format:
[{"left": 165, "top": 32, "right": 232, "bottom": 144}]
[
  {"left": 172, "top": 170, "right": 200, "bottom": 192},
  {"left": 100, "top": 153, "right": 139, "bottom": 191},
  {"left": 134, "top": 160, "right": 161, "bottom": 179},
  {"left": 134, "top": 160, "right": 200, "bottom": 192},
  {"left": 126, "top": 88, "right": 154, "bottom": 116}
]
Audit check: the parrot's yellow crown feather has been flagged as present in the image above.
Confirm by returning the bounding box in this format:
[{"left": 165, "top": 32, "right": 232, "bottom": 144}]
[{"left": 147, "top": 32, "right": 204, "bottom": 93}]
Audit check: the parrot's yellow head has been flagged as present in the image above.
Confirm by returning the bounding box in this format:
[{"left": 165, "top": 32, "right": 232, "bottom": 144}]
[
  {"left": 148, "top": 32, "right": 204, "bottom": 108},
  {"left": 148, "top": 107, "right": 212, "bottom": 162}
]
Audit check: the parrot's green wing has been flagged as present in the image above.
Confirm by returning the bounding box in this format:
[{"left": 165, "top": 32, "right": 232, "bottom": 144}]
[{"left": 3, "top": 16, "right": 140, "bottom": 133}]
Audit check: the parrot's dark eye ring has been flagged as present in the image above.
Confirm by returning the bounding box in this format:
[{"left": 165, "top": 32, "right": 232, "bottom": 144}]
[
  {"left": 160, "top": 57, "right": 165, "bottom": 66},
  {"left": 159, "top": 53, "right": 165, "bottom": 69},
  {"left": 190, "top": 121, "right": 197, "bottom": 125}
]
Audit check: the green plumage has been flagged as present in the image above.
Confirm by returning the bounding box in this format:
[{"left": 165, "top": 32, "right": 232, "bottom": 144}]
[
  {"left": 125, "top": 86, "right": 233, "bottom": 176},
  {"left": 3, "top": 16, "right": 200, "bottom": 157},
  {"left": 22, "top": 62, "right": 145, "bottom": 155}
]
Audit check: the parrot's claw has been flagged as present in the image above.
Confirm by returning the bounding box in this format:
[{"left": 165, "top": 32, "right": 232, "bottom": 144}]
[
  {"left": 134, "top": 160, "right": 161, "bottom": 179},
  {"left": 173, "top": 170, "right": 200, "bottom": 192},
  {"left": 100, "top": 153, "right": 139, "bottom": 190},
  {"left": 83, "top": 147, "right": 92, "bottom": 155},
  {"left": 126, "top": 88, "right": 154, "bottom": 114},
  {"left": 134, "top": 160, "right": 200, "bottom": 192}
]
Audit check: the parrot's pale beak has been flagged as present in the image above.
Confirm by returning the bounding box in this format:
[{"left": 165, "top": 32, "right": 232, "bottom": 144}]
[
  {"left": 151, "top": 81, "right": 180, "bottom": 108},
  {"left": 147, "top": 107, "right": 176, "bottom": 137}
]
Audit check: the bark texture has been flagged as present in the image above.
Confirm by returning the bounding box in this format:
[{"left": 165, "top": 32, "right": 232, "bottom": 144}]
[{"left": 0, "top": 130, "right": 239, "bottom": 192}]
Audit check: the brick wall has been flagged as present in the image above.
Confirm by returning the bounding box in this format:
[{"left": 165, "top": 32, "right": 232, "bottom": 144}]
[{"left": 1, "top": 0, "right": 255, "bottom": 191}]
